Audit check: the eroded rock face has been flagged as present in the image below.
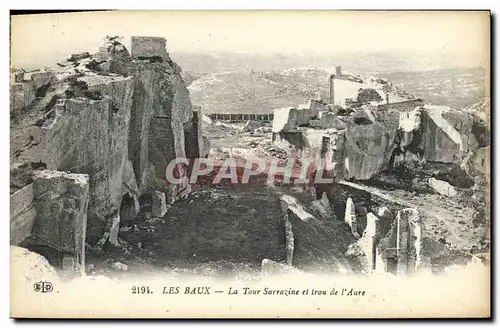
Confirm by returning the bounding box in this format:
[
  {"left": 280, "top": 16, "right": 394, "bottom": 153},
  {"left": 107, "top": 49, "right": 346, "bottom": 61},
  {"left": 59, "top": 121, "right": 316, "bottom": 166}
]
[
  {"left": 419, "top": 106, "right": 479, "bottom": 164},
  {"left": 280, "top": 194, "right": 353, "bottom": 273},
  {"left": 129, "top": 54, "right": 193, "bottom": 200},
  {"left": 10, "top": 183, "right": 36, "bottom": 246},
  {"left": 343, "top": 121, "right": 398, "bottom": 180},
  {"left": 31, "top": 170, "right": 89, "bottom": 275},
  {"left": 10, "top": 36, "right": 207, "bottom": 248}
]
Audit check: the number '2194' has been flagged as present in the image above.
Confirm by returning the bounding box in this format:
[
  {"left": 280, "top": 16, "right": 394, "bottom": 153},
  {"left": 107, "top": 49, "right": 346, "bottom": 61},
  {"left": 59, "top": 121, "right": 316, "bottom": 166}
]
[{"left": 131, "top": 286, "right": 152, "bottom": 294}]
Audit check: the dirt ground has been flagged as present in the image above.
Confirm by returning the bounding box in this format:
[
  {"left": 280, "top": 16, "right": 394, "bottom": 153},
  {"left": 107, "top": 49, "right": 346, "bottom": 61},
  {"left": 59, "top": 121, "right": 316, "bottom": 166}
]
[{"left": 86, "top": 183, "right": 287, "bottom": 279}]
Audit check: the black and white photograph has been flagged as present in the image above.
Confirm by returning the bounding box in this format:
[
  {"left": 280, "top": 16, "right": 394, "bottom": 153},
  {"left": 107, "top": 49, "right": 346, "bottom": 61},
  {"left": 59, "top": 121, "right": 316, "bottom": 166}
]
[{"left": 9, "top": 10, "right": 491, "bottom": 318}]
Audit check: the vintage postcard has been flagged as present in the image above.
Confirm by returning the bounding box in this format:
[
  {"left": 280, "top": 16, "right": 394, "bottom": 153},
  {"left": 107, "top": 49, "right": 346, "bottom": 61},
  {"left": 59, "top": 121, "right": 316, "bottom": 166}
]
[{"left": 9, "top": 10, "right": 490, "bottom": 318}]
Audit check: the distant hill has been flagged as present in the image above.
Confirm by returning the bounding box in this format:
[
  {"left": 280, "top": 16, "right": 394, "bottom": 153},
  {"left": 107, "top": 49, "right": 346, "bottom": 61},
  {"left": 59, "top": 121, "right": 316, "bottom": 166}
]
[
  {"left": 380, "top": 67, "right": 487, "bottom": 109},
  {"left": 187, "top": 65, "right": 487, "bottom": 114},
  {"left": 188, "top": 70, "right": 316, "bottom": 114},
  {"left": 188, "top": 67, "right": 404, "bottom": 114},
  {"left": 13, "top": 48, "right": 486, "bottom": 113},
  {"left": 181, "top": 71, "right": 205, "bottom": 87},
  {"left": 171, "top": 51, "right": 482, "bottom": 75}
]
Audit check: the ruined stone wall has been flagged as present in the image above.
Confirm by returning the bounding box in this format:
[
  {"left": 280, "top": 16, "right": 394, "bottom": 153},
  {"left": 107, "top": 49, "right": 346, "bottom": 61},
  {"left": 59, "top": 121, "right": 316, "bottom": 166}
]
[
  {"left": 10, "top": 82, "right": 37, "bottom": 114},
  {"left": 131, "top": 36, "right": 168, "bottom": 58},
  {"left": 377, "top": 99, "right": 424, "bottom": 112},
  {"left": 208, "top": 113, "right": 274, "bottom": 122},
  {"left": 374, "top": 208, "right": 425, "bottom": 275}
]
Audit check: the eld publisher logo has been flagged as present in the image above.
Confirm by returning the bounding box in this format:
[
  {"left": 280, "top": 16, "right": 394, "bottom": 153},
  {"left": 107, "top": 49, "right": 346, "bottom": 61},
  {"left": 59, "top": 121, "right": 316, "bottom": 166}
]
[{"left": 33, "top": 281, "right": 53, "bottom": 293}]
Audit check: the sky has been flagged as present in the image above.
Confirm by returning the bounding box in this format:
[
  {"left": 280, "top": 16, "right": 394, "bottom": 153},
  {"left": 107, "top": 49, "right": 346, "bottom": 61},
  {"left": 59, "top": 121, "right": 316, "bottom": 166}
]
[{"left": 10, "top": 10, "right": 490, "bottom": 70}]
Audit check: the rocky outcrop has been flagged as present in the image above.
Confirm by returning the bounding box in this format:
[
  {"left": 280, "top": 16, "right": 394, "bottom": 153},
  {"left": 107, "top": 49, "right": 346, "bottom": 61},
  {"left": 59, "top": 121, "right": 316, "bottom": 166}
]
[
  {"left": 418, "top": 105, "right": 480, "bottom": 163},
  {"left": 10, "top": 183, "right": 37, "bottom": 246},
  {"left": 10, "top": 36, "right": 208, "bottom": 254},
  {"left": 343, "top": 121, "right": 398, "bottom": 180},
  {"left": 93, "top": 36, "right": 134, "bottom": 76},
  {"left": 428, "top": 178, "right": 457, "bottom": 197},
  {"left": 32, "top": 171, "right": 89, "bottom": 275},
  {"left": 272, "top": 91, "right": 485, "bottom": 182},
  {"left": 129, "top": 42, "right": 193, "bottom": 200}
]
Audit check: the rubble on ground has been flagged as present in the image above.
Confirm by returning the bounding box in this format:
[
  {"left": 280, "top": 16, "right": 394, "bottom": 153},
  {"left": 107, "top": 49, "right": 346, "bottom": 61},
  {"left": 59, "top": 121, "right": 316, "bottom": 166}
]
[
  {"left": 239, "top": 120, "right": 264, "bottom": 133},
  {"left": 428, "top": 178, "right": 457, "bottom": 197}
]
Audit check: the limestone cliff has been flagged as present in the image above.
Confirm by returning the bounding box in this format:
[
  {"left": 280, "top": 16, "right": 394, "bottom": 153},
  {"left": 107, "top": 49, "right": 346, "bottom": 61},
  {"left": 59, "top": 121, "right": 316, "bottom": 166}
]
[
  {"left": 130, "top": 55, "right": 193, "bottom": 200},
  {"left": 10, "top": 36, "right": 207, "bottom": 247},
  {"left": 343, "top": 121, "right": 398, "bottom": 180}
]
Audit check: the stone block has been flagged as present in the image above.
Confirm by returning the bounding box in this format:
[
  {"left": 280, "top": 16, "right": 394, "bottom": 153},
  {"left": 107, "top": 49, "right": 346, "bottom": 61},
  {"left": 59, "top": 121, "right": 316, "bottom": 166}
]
[
  {"left": 309, "top": 99, "right": 327, "bottom": 118},
  {"left": 30, "top": 170, "right": 89, "bottom": 275},
  {"left": 344, "top": 198, "right": 359, "bottom": 238},
  {"left": 311, "top": 111, "right": 346, "bottom": 129},
  {"left": 152, "top": 191, "right": 168, "bottom": 217},
  {"left": 429, "top": 178, "right": 457, "bottom": 197}
]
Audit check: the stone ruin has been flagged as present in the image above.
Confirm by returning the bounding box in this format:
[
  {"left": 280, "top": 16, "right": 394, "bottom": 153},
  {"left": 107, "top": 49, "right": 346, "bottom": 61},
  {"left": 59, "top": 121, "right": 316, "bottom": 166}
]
[
  {"left": 271, "top": 76, "right": 488, "bottom": 183},
  {"left": 269, "top": 72, "right": 489, "bottom": 275},
  {"left": 10, "top": 36, "right": 489, "bottom": 279},
  {"left": 10, "top": 36, "right": 210, "bottom": 276},
  {"left": 278, "top": 191, "right": 428, "bottom": 276}
]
